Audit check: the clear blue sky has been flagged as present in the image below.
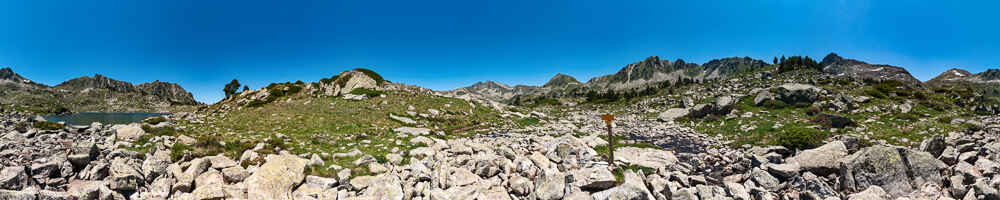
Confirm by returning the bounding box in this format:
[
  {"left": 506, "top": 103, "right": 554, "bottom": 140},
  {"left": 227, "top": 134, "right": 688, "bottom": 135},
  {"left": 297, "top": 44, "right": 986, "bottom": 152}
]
[{"left": 2, "top": 0, "right": 997, "bottom": 103}]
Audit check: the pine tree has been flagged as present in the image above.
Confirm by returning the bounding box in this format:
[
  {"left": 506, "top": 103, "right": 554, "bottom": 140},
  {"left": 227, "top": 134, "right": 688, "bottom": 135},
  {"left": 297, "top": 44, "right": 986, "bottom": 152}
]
[{"left": 224, "top": 79, "right": 241, "bottom": 98}]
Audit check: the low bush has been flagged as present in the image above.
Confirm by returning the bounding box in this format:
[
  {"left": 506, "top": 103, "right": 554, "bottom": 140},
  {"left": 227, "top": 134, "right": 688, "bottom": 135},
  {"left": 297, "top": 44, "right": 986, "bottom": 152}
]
[
  {"left": 32, "top": 121, "right": 64, "bottom": 131},
  {"left": 534, "top": 98, "right": 560, "bottom": 106},
  {"left": 517, "top": 117, "right": 540, "bottom": 126},
  {"left": 349, "top": 88, "right": 384, "bottom": 96},
  {"left": 143, "top": 116, "right": 167, "bottom": 125},
  {"left": 170, "top": 143, "right": 192, "bottom": 162},
  {"left": 771, "top": 126, "right": 826, "bottom": 150}
]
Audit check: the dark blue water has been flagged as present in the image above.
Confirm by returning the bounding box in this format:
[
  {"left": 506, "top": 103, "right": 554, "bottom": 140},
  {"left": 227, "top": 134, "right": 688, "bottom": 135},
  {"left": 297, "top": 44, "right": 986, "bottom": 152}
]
[{"left": 43, "top": 112, "right": 168, "bottom": 126}]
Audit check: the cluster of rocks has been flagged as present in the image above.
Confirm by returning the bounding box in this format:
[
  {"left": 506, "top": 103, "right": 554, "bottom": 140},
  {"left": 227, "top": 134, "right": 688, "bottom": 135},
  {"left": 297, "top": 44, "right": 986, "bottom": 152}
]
[{"left": 2, "top": 107, "right": 999, "bottom": 200}]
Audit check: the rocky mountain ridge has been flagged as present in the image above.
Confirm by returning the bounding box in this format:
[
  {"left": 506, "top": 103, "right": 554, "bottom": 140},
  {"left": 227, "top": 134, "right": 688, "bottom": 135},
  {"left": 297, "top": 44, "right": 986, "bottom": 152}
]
[
  {"left": 448, "top": 53, "right": 938, "bottom": 105},
  {"left": 819, "top": 53, "right": 922, "bottom": 85},
  {"left": 0, "top": 68, "right": 200, "bottom": 114}
]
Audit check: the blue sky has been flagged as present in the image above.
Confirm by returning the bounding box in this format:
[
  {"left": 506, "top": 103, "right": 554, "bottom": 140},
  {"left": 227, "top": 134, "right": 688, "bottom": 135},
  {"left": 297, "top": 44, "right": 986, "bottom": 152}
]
[{"left": 2, "top": 0, "right": 998, "bottom": 103}]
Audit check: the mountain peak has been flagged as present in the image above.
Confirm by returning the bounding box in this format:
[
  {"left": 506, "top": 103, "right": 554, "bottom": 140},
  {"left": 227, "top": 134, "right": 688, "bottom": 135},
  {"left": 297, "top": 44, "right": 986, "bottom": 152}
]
[
  {"left": 543, "top": 73, "right": 581, "bottom": 88},
  {"left": 0, "top": 67, "right": 40, "bottom": 86},
  {"left": 820, "top": 52, "right": 843, "bottom": 64},
  {"left": 976, "top": 69, "right": 1000, "bottom": 81}
]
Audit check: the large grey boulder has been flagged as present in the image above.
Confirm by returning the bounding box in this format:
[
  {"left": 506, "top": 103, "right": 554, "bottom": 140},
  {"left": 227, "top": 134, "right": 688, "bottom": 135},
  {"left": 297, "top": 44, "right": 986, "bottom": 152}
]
[
  {"left": 792, "top": 172, "right": 839, "bottom": 199},
  {"left": 657, "top": 108, "right": 689, "bottom": 122},
  {"left": 846, "top": 186, "right": 890, "bottom": 200},
  {"left": 114, "top": 123, "right": 146, "bottom": 142},
  {"left": 245, "top": 154, "right": 309, "bottom": 200},
  {"left": 544, "top": 135, "right": 599, "bottom": 170},
  {"left": 773, "top": 83, "right": 824, "bottom": 105},
  {"left": 766, "top": 163, "right": 800, "bottom": 181},
  {"left": 68, "top": 142, "right": 99, "bottom": 168},
  {"left": 569, "top": 165, "right": 616, "bottom": 191},
  {"left": 714, "top": 95, "right": 737, "bottom": 115},
  {"left": 141, "top": 149, "right": 172, "bottom": 182},
  {"left": 361, "top": 175, "right": 405, "bottom": 200},
  {"left": 754, "top": 90, "right": 776, "bottom": 106},
  {"left": 813, "top": 113, "right": 855, "bottom": 128},
  {"left": 532, "top": 171, "right": 566, "bottom": 200},
  {"left": 839, "top": 146, "right": 946, "bottom": 198},
  {"left": 614, "top": 147, "right": 679, "bottom": 170},
  {"left": 446, "top": 167, "right": 479, "bottom": 188},
  {"left": 919, "top": 134, "right": 947, "bottom": 158},
  {"left": 592, "top": 170, "right": 654, "bottom": 200},
  {"left": 0, "top": 189, "right": 36, "bottom": 200},
  {"left": 107, "top": 157, "right": 143, "bottom": 192},
  {"left": 748, "top": 168, "right": 781, "bottom": 191},
  {"left": 0, "top": 166, "right": 26, "bottom": 190},
  {"left": 509, "top": 175, "right": 533, "bottom": 196},
  {"left": 192, "top": 170, "right": 226, "bottom": 200},
  {"left": 787, "top": 141, "right": 847, "bottom": 176},
  {"left": 393, "top": 127, "right": 430, "bottom": 136}
]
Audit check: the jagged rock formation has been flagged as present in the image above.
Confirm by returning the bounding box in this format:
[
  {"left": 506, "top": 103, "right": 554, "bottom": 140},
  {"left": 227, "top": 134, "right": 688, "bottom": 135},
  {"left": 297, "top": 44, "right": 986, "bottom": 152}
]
[
  {"left": 447, "top": 56, "right": 768, "bottom": 104},
  {"left": 0, "top": 68, "right": 200, "bottom": 113},
  {"left": 442, "top": 73, "right": 587, "bottom": 105},
  {"left": 315, "top": 68, "right": 385, "bottom": 97},
  {"left": 0, "top": 67, "right": 43, "bottom": 88},
  {"left": 588, "top": 56, "right": 766, "bottom": 90},
  {"left": 820, "top": 53, "right": 922, "bottom": 85},
  {"left": 442, "top": 81, "right": 517, "bottom": 103},
  {"left": 136, "top": 81, "right": 200, "bottom": 105}
]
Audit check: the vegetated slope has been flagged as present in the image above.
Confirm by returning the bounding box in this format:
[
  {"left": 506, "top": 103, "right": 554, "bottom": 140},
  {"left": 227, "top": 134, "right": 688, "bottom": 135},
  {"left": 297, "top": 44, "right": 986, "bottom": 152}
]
[
  {"left": 0, "top": 67, "right": 200, "bottom": 114},
  {"left": 446, "top": 55, "right": 770, "bottom": 105},
  {"left": 514, "top": 53, "right": 995, "bottom": 151},
  {"left": 169, "top": 68, "right": 512, "bottom": 177}
]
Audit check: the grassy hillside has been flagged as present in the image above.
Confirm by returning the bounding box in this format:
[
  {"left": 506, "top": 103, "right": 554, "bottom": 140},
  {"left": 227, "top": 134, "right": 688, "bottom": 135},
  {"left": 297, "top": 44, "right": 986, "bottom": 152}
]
[{"left": 143, "top": 85, "right": 510, "bottom": 178}]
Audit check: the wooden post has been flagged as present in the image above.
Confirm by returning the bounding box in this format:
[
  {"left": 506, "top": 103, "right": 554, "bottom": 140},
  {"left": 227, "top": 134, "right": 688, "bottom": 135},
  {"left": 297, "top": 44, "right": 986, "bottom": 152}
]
[{"left": 601, "top": 114, "right": 615, "bottom": 167}]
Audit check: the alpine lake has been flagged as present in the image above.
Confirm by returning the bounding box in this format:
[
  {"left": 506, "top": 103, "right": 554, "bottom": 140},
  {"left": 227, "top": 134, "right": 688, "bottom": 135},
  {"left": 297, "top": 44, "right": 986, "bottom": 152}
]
[{"left": 43, "top": 112, "right": 168, "bottom": 126}]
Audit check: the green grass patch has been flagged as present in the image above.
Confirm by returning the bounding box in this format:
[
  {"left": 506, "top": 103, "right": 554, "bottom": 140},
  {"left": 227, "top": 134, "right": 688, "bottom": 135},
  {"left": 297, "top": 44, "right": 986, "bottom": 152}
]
[
  {"left": 143, "top": 116, "right": 167, "bottom": 125},
  {"left": 517, "top": 117, "right": 540, "bottom": 127},
  {"left": 349, "top": 88, "right": 384, "bottom": 96},
  {"left": 32, "top": 121, "right": 64, "bottom": 131}
]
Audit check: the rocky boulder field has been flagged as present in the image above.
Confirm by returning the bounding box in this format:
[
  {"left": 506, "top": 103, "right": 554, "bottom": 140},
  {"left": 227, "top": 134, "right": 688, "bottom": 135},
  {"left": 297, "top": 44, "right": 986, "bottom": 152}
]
[{"left": 1, "top": 109, "right": 998, "bottom": 200}]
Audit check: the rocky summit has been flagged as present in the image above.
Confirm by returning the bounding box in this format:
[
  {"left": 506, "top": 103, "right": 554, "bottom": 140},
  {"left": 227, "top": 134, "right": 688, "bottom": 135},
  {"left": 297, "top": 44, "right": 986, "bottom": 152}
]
[{"left": 2, "top": 55, "right": 1000, "bottom": 200}]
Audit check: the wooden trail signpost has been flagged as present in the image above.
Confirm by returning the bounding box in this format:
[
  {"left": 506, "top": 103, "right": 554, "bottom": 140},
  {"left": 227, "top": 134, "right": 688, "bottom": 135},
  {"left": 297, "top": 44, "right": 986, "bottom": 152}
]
[{"left": 601, "top": 114, "right": 615, "bottom": 168}]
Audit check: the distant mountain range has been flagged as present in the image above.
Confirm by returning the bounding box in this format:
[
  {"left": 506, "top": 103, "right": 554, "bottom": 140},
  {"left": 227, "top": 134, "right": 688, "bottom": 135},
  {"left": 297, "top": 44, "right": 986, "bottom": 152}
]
[
  {"left": 445, "top": 53, "right": 995, "bottom": 104},
  {"left": 0, "top": 67, "right": 200, "bottom": 114}
]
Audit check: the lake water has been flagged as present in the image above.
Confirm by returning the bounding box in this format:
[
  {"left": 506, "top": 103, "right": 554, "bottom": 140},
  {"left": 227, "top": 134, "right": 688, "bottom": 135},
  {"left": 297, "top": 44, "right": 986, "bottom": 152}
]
[{"left": 43, "top": 112, "right": 168, "bottom": 126}]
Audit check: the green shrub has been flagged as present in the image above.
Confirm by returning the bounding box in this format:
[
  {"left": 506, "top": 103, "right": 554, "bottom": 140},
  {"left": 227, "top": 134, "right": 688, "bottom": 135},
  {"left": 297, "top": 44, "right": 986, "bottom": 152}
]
[
  {"left": 170, "top": 143, "right": 192, "bottom": 162},
  {"left": 246, "top": 100, "right": 268, "bottom": 108},
  {"left": 964, "top": 122, "right": 984, "bottom": 132},
  {"left": 771, "top": 126, "right": 826, "bottom": 150},
  {"left": 761, "top": 99, "right": 788, "bottom": 109},
  {"left": 141, "top": 124, "right": 177, "bottom": 136},
  {"left": 517, "top": 117, "right": 540, "bottom": 126},
  {"left": 534, "top": 98, "right": 560, "bottom": 106},
  {"left": 937, "top": 116, "right": 954, "bottom": 124},
  {"left": 320, "top": 75, "right": 340, "bottom": 84},
  {"left": 32, "top": 121, "right": 64, "bottom": 130},
  {"left": 143, "top": 116, "right": 167, "bottom": 125},
  {"left": 863, "top": 87, "right": 887, "bottom": 99},
  {"left": 806, "top": 106, "right": 821, "bottom": 116},
  {"left": 894, "top": 112, "right": 919, "bottom": 122},
  {"left": 349, "top": 88, "right": 384, "bottom": 96}
]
